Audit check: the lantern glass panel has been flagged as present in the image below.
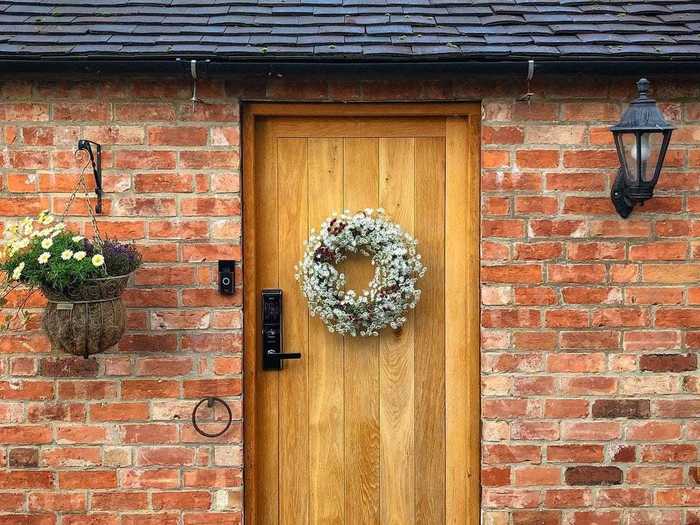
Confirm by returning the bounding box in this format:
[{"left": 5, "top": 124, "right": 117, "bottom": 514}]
[
  {"left": 620, "top": 132, "right": 638, "bottom": 184},
  {"left": 639, "top": 132, "right": 663, "bottom": 183}
]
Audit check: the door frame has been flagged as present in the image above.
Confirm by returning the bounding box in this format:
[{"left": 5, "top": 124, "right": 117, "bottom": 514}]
[{"left": 242, "top": 102, "right": 482, "bottom": 524}]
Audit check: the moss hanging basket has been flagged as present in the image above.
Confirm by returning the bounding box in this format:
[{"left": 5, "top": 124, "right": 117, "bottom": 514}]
[{"left": 41, "top": 273, "right": 131, "bottom": 358}]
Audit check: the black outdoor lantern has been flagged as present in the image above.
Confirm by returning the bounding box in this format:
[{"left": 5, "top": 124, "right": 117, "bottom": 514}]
[{"left": 610, "top": 78, "right": 674, "bottom": 218}]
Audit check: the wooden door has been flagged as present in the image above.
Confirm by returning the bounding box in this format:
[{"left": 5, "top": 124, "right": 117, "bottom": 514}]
[{"left": 243, "top": 104, "right": 481, "bottom": 525}]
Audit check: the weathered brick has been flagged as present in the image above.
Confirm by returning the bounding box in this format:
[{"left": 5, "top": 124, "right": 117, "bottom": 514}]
[
  {"left": 592, "top": 399, "right": 651, "bottom": 419},
  {"left": 639, "top": 353, "right": 697, "bottom": 372},
  {"left": 565, "top": 466, "right": 622, "bottom": 486}
]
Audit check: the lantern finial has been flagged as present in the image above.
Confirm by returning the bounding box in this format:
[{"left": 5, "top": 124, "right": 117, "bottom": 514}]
[{"left": 636, "top": 78, "right": 650, "bottom": 99}]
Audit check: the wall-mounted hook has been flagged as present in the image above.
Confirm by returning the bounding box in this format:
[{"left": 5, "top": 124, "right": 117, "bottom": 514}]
[
  {"left": 76, "top": 139, "right": 103, "bottom": 214},
  {"left": 518, "top": 59, "right": 536, "bottom": 104}
]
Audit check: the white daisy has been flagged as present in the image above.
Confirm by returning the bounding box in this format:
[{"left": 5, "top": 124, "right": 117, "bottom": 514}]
[
  {"left": 37, "top": 252, "right": 51, "bottom": 264},
  {"left": 11, "top": 262, "right": 25, "bottom": 280},
  {"left": 61, "top": 249, "right": 74, "bottom": 260},
  {"left": 73, "top": 251, "right": 86, "bottom": 261},
  {"left": 40, "top": 238, "right": 53, "bottom": 250}
]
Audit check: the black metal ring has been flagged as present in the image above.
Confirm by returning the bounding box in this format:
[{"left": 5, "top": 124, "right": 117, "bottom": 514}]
[{"left": 192, "top": 396, "right": 232, "bottom": 438}]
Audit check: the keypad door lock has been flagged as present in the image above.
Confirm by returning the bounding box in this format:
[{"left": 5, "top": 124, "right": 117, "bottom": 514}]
[{"left": 261, "top": 289, "right": 301, "bottom": 371}]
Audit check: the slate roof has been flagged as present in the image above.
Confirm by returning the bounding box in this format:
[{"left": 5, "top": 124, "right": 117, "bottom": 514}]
[{"left": 1, "top": 1, "right": 700, "bottom": 61}]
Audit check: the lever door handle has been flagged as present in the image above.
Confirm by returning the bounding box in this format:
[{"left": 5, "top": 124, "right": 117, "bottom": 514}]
[{"left": 267, "top": 351, "right": 301, "bottom": 360}]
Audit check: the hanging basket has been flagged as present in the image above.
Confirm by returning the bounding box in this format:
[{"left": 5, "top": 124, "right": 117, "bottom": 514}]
[{"left": 41, "top": 273, "right": 132, "bottom": 358}]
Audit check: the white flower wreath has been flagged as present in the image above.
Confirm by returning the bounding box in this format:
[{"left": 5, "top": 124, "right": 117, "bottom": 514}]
[{"left": 295, "top": 209, "right": 426, "bottom": 337}]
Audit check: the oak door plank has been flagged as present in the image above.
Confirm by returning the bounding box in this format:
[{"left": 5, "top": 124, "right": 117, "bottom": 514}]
[
  {"left": 445, "top": 118, "right": 469, "bottom": 525},
  {"left": 254, "top": 119, "right": 281, "bottom": 525},
  {"left": 378, "top": 137, "right": 416, "bottom": 525},
  {"left": 277, "top": 138, "right": 310, "bottom": 525},
  {"left": 414, "top": 137, "right": 447, "bottom": 525},
  {"left": 465, "top": 116, "right": 482, "bottom": 524},
  {"left": 343, "top": 138, "right": 381, "bottom": 525},
  {"left": 307, "top": 138, "right": 345, "bottom": 525}
]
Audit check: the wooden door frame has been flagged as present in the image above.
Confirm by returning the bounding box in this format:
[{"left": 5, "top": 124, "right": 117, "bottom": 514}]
[{"left": 242, "top": 102, "right": 482, "bottom": 524}]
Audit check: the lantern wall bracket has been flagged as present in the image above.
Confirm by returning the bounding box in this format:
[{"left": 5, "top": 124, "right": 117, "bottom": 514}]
[
  {"left": 611, "top": 168, "right": 634, "bottom": 219},
  {"left": 76, "top": 139, "right": 103, "bottom": 214}
]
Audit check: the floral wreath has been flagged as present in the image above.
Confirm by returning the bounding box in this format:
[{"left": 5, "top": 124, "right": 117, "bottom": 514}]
[{"left": 295, "top": 209, "right": 426, "bottom": 337}]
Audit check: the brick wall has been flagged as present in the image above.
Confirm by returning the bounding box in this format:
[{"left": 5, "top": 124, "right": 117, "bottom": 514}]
[{"left": 0, "top": 72, "right": 697, "bottom": 525}]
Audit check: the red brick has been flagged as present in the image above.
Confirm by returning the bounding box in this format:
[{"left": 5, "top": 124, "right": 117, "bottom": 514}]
[
  {"left": 548, "top": 264, "right": 605, "bottom": 284},
  {"left": 483, "top": 126, "right": 524, "bottom": 144},
  {"left": 90, "top": 402, "right": 150, "bottom": 422},
  {"left": 115, "top": 150, "right": 176, "bottom": 169},
  {"left": 512, "top": 511, "right": 560, "bottom": 525},
  {"left": 63, "top": 516, "right": 118, "bottom": 525},
  {"left": 59, "top": 470, "right": 116, "bottom": 489},
  {"left": 148, "top": 126, "right": 208, "bottom": 146},
  {"left": 0, "top": 425, "right": 52, "bottom": 444},
  {"left": 544, "top": 489, "right": 590, "bottom": 508},
  {"left": 122, "top": 380, "right": 180, "bottom": 400},
  {"left": 121, "top": 515, "right": 179, "bottom": 525},
  {"left": 548, "top": 445, "right": 604, "bottom": 463},
  {"left": 597, "top": 488, "right": 651, "bottom": 507},
  {"left": 563, "top": 150, "right": 618, "bottom": 168},
  {"left": 483, "top": 444, "right": 541, "bottom": 465},
  {"left": 28, "top": 492, "right": 86, "bottom": 512},
  {"left": 92, "top": 492, "right": 149, "bottom": 511},
  {"left": 183, "top": 468, "right": 242, "bottom": 488},
  {"left": 41, "top": 447, "right": 100, "bottom": 468},
  {"left": 627, "top": 421, "right": 682, "bottom": 441},
  {"left": 121, "top": 468, "right": 179, "bottom": 489},
  {"left": 560, "top": 331, "right": 619, "bottom": 350},
  {"left": 516, "top": 149, "right": 559, "bottom": 168},
  {"left": 562, "top": 421, "right": 621, "bottom": 441},
  {"left": 115, "top": 102, "right": 175, "bottom": 120},
  {"left": 56, "top": 425, "right": 107, "bottom": 444},
  {"left": 482, "top": 264, "right": 542, "bottom": 284},
  {"left": 515, "top": 242, "right": 562, "bottom": 260},
  {"left": 548, "top": 353, "right": 605, "bottom": 373},
  {"left": 640, "top": 444, "right": 697, "bottom": 463},
  {"left": 183, "top": 379, "right": 241, "bottom": 398},
  {"left": 183, "top": 513, "right": 241, "bottom": 525},
  {"left": 152, "top": 491, "right": 212, "bottom": 510},
  {"left": 134, "top": 173, "right": 194, "bottom": 192},
  {"left": 628, "top": 466, "right": 683, "bottom": 486},
  {"left": 544, "top": 399, "right": 589, "bottom": 419}
]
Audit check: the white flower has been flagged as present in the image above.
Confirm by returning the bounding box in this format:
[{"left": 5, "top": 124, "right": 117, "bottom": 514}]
[
  {"left": 61, "top": 249, "right": 73, "bottom": 260},
  {"left": 11, "top": 262, "right": 25, "bottom": 280},
  {"left": 37, "top": 252, "right": 51, "bottom": 264},
  {"left": 71, "top": 235, "right": 84, "bottom": 243},
  {"left": 40, "top": 238, "right": 53, "bottom": 250},
  {"left": 73, "top": 251, "right": 86, "bottom": 261},
  {"left": 91, "top": 254, "right": 105, "bottom": 267}
]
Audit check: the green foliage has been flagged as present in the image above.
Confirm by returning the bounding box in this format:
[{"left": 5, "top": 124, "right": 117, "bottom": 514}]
[{"left": 2, "top": 212, "right": 142, "bottom": 293}]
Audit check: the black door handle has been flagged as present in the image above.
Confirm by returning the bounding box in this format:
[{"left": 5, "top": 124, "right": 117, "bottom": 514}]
[{"left": 261, "top": 289, "right": 302, "bottom": 370}]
